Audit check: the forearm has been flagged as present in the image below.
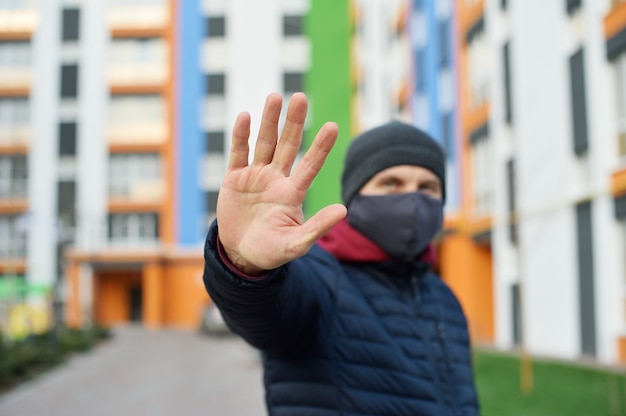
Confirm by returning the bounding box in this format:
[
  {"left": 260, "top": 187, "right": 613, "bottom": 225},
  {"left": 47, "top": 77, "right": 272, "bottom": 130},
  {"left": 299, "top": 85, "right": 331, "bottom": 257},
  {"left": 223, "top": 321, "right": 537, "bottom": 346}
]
[{"left": 203, "top": 221, "right": 320, "bottom": 353}]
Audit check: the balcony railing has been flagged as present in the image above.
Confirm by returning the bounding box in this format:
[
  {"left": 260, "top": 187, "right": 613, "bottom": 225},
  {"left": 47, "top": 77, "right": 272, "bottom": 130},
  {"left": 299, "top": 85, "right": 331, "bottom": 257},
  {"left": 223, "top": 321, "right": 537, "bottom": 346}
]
[
  {"left": 0, "top": 179, "right": 27, "bottom": 199},
  {"left": 107, "top": 0, "right": 168, "bottom": 31},
  {"left": 0, "top": 4, "right": 38, "bottom": 36},
  {"left": 108, "top": 180, "right": 165, "bottom": 201}
]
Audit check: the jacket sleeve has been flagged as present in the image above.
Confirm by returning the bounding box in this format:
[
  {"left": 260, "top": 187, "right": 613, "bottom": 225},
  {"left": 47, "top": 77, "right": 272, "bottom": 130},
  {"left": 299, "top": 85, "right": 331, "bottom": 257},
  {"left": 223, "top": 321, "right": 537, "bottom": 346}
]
[{"left": 202, "top": 220, "right": 334, "bottom": 355}]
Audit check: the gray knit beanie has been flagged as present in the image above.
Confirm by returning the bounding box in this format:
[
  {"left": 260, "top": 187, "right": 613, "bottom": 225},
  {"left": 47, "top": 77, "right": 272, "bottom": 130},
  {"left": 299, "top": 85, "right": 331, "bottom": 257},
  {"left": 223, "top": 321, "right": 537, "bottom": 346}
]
[{"left": 341, "top": 121, "right": 446, "bottom": 206}]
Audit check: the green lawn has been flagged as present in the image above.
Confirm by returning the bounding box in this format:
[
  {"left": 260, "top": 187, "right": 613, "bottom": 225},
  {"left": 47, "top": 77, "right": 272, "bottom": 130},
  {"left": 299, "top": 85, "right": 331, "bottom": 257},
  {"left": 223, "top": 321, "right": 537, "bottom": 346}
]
[{"left": 474, "top": 350, "right": 626, "bottom": 416}]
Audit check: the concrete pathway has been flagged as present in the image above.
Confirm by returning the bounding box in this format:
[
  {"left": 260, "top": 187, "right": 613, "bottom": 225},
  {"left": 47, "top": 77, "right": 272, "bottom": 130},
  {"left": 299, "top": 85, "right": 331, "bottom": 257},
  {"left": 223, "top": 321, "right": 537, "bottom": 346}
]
[{"left": 0, "top": 326, "right": 265, "bottom": 416}]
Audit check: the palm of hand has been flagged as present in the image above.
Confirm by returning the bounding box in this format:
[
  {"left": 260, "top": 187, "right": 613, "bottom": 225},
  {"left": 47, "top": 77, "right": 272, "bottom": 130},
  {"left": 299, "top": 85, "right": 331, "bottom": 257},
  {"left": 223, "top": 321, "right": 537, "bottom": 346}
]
[{"left": 216, "top": 93, "right": 347, "bottom": 275}]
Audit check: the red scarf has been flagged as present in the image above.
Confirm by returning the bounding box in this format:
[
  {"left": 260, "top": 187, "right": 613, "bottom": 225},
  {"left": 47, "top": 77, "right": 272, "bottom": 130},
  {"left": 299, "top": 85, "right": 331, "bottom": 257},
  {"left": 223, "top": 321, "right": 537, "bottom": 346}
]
[{"left": 317, "top": 219, "right": 437, "bottom": 265}]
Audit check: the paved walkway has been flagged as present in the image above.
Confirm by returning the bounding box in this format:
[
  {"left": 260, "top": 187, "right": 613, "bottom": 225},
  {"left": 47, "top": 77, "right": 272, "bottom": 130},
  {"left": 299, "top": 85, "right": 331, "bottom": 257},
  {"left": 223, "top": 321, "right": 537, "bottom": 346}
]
[{"left": 0, "top": 326, "right": 266, "bottom": 416}]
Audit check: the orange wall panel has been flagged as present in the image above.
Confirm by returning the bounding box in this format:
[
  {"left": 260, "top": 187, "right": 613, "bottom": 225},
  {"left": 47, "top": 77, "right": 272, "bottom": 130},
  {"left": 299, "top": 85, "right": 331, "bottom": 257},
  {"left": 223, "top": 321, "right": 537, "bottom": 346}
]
[
  {"left": 439, "top": 234, "right": 494, "bottom": 343},
  {"left": 142, "top": 262, "right": 164, "bottom": 328},
  {"left": 605, "top": 1, "right": 626, "bottom": 40},
  {"left": 161, "top": 0, "right": 177, "bottom": 245},
  {"left": 619, "top": 336, "right": 626, "bottom": 365},
  {"left": 66, "top": 262, "right": 81, "bottom": 328},
  {"left": 612, "top": 168, "right": 626, "bottom": 196},
  {"left": 162, "top": 262, "right": 209, "bottom": 329}
]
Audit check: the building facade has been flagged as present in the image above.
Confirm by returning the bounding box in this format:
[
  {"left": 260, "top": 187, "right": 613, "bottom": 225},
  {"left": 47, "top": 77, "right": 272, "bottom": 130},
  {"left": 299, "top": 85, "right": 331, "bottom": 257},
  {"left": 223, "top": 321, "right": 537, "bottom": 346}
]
[
  {"left": 6, "top": 0, "right": 626, "bottom": 367},
  {"left": 0, "top": 0, "right": 320, "bottom": 331},
  {"left": 483, "top": 0, "right": 626, "bottom": 365}
]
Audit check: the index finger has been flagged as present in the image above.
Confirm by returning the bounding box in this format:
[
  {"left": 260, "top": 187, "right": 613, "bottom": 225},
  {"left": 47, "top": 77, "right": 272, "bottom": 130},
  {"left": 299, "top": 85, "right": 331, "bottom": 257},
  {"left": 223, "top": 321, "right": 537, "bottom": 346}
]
[
  {"left": 291, "top": 122, "right": 338, "bottom": 192},
  {"left": 229, "top": 112, "right": 251, "bottom": 170}
]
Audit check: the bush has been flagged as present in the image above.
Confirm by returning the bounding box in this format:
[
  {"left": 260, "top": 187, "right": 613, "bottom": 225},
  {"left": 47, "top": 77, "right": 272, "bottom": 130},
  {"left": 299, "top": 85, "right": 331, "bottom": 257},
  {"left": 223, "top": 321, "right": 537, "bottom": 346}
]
[{"left": 0, "top": 325, "right": 112, "bottom": 392}]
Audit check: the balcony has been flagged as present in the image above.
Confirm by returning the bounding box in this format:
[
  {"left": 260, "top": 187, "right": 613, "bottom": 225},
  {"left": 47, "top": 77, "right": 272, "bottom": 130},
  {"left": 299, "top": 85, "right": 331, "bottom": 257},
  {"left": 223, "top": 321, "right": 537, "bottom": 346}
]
[
  {"left": 109, "top": 180, "right": 165, "bottom": 203},
  {"left": 108, "top": 64, "right": 168, "bottom": 90},
  {"left": 107, "top": 122, "right": 167, "bottom": 147},
  {"left": 0, "top": 125, "right": 30, "bottom": 149},
  {"left": 107, "top": 94, "right": 168, "bottom": 146},
  {"left": 612, "top": 166, "right": 626, "bottom": 196},
  {"left": 0, "top": 68, "right": 31, "bottom": 92},
  {"left": 0, "top": 179, "right": 27, "bottom": 200},
  {"left": 108, "top": 38, "right": 168, "bottom": 89},
  {"left": 0, "top": 4, "right": 38, "bottom": 40},
  {"left": 107, "top": 0, "right": 169, "bottom": 36},
  {"left": 0, "top": 214, "right": 28, "bottom": 261}
]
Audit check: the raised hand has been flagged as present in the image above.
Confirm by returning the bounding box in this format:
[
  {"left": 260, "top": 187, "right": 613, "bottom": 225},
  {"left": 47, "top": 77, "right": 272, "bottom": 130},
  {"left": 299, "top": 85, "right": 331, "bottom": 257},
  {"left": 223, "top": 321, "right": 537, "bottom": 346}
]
[{"left": 216, "top": 93, "right": 347, "bottom": 275}]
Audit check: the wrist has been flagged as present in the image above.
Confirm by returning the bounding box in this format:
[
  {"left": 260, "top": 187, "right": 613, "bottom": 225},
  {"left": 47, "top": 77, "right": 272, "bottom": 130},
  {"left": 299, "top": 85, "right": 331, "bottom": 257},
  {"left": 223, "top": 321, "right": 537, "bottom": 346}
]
[
  {"left": 216, "top": 234, "right": 266, "bottom": 277},
  {"left": 225, "top": 248, "right": 265, "bottom": 276}
]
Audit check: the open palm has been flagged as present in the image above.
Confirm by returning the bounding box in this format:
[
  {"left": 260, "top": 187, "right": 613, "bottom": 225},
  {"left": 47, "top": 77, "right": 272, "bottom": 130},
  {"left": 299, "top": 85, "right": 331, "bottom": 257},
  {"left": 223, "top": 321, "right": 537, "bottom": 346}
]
[{"left": 216, "top": 93, "right": 347, "bottom": 275}]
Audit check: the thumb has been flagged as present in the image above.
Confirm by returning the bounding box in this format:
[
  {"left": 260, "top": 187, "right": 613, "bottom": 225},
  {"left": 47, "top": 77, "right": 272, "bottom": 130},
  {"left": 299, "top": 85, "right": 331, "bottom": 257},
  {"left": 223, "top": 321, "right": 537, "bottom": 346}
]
[{"left": 288, "top": 204, "right": 347, "bottom": 255}]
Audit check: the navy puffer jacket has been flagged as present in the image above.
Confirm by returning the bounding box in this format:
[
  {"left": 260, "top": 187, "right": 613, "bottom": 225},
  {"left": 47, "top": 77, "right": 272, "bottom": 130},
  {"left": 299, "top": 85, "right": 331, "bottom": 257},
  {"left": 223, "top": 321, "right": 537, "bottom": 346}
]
[{"left": 203, "top": 222, "right": 479, "bottom": 415}]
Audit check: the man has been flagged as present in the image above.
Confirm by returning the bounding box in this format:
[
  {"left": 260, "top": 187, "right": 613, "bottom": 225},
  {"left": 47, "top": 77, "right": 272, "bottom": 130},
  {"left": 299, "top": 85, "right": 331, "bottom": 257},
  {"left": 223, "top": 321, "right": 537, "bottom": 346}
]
[{"left": 203, "top": 92, "right": 479, "bottom": 415}]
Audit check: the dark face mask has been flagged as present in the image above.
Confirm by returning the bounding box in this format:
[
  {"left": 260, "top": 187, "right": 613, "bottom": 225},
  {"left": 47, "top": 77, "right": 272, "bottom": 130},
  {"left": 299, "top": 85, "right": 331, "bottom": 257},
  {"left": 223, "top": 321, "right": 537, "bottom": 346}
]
[{"left": 347, "top": 192, "right": 443, "bottom": 262}]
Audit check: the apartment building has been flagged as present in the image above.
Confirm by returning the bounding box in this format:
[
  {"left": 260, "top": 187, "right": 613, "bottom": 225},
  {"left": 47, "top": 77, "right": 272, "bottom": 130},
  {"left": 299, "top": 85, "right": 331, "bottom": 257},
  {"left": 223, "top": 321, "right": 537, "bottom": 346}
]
[
  {"left": 474, "top": 0, "right": 626, "bottom": 365},
  {"left": 432, "top": 0, "right": 495, "bottom": 344},
  {"left": 0, "top": 0, "right": 320, "bottom": 330},
  {"left": 200, "top": 0, "right": 312, "bottom": 222},
  {"left": 305, "top": 0, "right": 428, "bottom": 209},
  {"left": 608, "top": 0, "right": 626, "bottom": 366},
  {"left": 0, "top": 0, "right": 34, "bottom": 283},
  {"left": 410, "top": 0, "right": 460, "bottom": 213}
]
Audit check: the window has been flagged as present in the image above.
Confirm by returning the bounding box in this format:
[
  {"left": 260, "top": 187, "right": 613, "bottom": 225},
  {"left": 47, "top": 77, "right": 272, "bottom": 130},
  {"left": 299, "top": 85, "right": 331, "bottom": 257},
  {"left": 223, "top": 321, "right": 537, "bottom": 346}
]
[
  {"left": 506, "top": 159, "right": 517, "bottom": 244},
  {"left": 283, "top": 72, "right": 303, "bottom": 95},
  {"left": 108, "top": 213, "right": 159, "bottom": 246},
  {"left": 439, "top": 20, "right": 450, "bottom": 69},
  {"left": 566, "top": 0, "right": 582, "bottom": 15},
  {"left": 206, "top": 190, "right": 219, "bottom": 215},
  {"left": 206, "top": 16, "right": 226, "bottom": 38},
  {"left": 59, "top": 122, "right": 77, "bottom": 156},
  {"left": 503, "top": 41, "right": 513, "bottom": 124},
  {"left": 60, "top": 64, "right": 79, "bottom": 98},
  {"left": 206, "top": 131, "right": 225, "bottom": 154},
  {"left": 617, "top": 194, "right": 626, "bottom": 219},
  {"left": 206, "top": 73, "right": 225, "bottom": 95},
  {"left": 0, "top": 97, "right": 29, "bottom": 128},
  {"left": 283, "top": 15, "right": 303, "bottom": 36},
  {"left": 468, "top": 35, "right": 489, "bottom": 107},
  {"left": 470, "top": 124, "right": 493, "bottom": 217},
  {"left": 415, "top": 49, "right": 426, "bottom": 93},
  {"left": 61, "top": 8, "right": 80, "bottom": 41},
  {"left": 0, "top": 215, "right": 26, "bottom": 259},
  {"left": 569, "top": 49, "right": 588, "bottom": 155},
  {"left": 57, "top": 180, "right": 76, "bottom": 229},
  {"left": 109, "top": 153, "right": 161, "bottom": 198},
  {"left": 614, "top": 52, "right": 626, "bottom": 158},
  {"left": 466, "top": 18, "right": 490, "bottom": 109},
  {"left": 0, "top": 155, "right": 27, "bottom": 198},
  {"left": 108, "top": 38, "right": 165, "bottom": 66},
  {"left": 0, "top": 40, "right": 30, "bottom": 68},
  {"left": 441, "top": 113, "right": 453, "bottom": 157},
  {"left": 510, "top": 283, "right": 520, "bottom": 345},
  {"left": 576, "top": 201, "right": 596, "bottom": 356},
  {"left": 108, "top": 94, "right": 165, "bottom": 125}
]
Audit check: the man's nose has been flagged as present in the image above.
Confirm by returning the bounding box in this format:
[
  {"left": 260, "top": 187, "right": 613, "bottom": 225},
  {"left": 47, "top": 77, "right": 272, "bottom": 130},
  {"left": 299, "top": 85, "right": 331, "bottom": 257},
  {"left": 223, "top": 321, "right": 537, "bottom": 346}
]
[{"left": 404, "top": 183, "right": 420, "bottom": 193}]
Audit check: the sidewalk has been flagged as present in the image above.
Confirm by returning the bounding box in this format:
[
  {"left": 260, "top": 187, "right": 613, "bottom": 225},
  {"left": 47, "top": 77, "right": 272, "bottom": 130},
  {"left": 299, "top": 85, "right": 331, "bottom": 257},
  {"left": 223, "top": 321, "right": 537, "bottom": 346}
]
[{"left": 0, "top": 326, "right": 266, "bottom": 416}]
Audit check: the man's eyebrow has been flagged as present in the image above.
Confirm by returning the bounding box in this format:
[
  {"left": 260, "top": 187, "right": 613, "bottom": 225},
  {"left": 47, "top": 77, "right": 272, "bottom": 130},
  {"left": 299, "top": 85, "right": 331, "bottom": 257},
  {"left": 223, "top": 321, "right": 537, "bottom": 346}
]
[{"left": 376, "top": 173, "right": 402, "bottom": 181}]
